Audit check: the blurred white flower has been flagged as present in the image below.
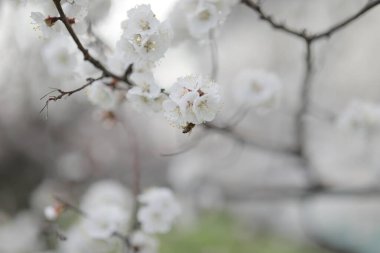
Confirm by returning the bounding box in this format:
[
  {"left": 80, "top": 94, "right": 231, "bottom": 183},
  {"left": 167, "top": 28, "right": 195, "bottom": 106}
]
[
  {"left": 129, "top": 231, "right": 158, "bottom": 253},
  {"left": 337, "top": 100, "right": 380, "bottom": 132},
  {"left": 121, "top": 5, "right": 161, "bottom": 39},
  {"left": 82, "top": 205, "right": 129, "bottom": 239},
  {"left": 163, "top": 75, "right": 221, "bottom": 128},
  {"left": 0, "top": 212, "right": 42, "bottom": 253},
  {"left": 30, "top": 12, "right": 62, "bottom": 39},
  {"left": 81, "top": 180, "right": 133, "bottom": 212},
  {"left": 233, "top": 69, "right": 282, "bottom": 113},
  {"left": 41, "top": 35, "right": 77, "bottom": 77},
  {"left": 187, "top": 1, "right": 219, "bottom": 38},
  {"left": 59, "top": 225, "right": 124, "bottom": 253},
  {"left": 127, "top": 71, "right": 166, "bottom": 113},
  {"left": 116, "top": 4, "right": 172, "bottom": 68},
  {"left": 137, "top": 187, "right": 181, "bottom": 234},
  {"left": 169, "top": 0, "right": 238, "bottom": 42},
  {"left": 86, "top": 78, "right": 125, "bottom": 111}
]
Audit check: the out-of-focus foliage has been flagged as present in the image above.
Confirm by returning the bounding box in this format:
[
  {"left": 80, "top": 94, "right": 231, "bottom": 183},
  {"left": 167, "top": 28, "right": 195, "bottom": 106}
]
[{"left": 160, "top": 213, "right": 327, "bottom": 253}]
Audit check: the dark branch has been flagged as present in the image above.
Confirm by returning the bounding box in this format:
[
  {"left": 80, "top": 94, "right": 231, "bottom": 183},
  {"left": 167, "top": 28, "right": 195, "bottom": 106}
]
[
  {"left": 310, "top": 0, "right": 380, "bottom": 40},
  {"left": 241, "top": 0, "right": 309, "bottom": 40},
  {"left": 241, "top": 0, "right": 380, "bottom": 42},
  {"left": 51, "top": 0, "right": 133, "bottom": 85}
]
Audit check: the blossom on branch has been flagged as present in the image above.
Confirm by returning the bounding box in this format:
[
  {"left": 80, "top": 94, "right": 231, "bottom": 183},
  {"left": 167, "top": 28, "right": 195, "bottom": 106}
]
[
  {"left": 30, "top": 0, "right": 89, "bottom": 39},
  {"left": 127, "top": 71, "right": 167, "bottom": 113},
  {"left": 163, "top": 75, "right": 221, "bottom": 130}
]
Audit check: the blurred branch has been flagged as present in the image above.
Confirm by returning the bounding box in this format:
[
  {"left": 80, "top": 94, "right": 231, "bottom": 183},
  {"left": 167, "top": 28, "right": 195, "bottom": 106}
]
[
  {"left": 119, "top": 118, "right": 141, "bottom": 232},
  {"left": 310, "top": 0, "right": 380, "bottom": 41},
  {"left": 241, "top": 0, "right": 309, "bottom": 40},
  {"left": 209, "top": 30, "right": 219, "bottom": 80},
  {"left": 240, "top": 0, "right": 380, "bottom": 42},
  {"left": 51, "top": 0, "right": 134, "bottom": 85},
  {"left": 228, "top": 185, "right": 380, "bottom": 201},
  {"left": 203, "top": 122, "right": 299, "bottom": 155},
  {"left": 239, "top": 0, "right": 380, "bottom": 187}
]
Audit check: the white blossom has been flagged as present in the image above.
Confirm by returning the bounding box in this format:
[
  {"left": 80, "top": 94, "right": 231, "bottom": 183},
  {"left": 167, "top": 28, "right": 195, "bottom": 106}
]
[
  {"left": 127, "top": 71, "right": 166, "bottom": 113},
  {"left": 233, "top": 69, "right": 282, "bottom": 113},
  {"left": 337, "top": 100, "right": 380, "bottom": 132},
  {"left": 128, "top": 231, "right": 158, "bottom": 253},
  {"left": 59, "top": 226, "right": 124, "bottom": 253},
  {"left": 58, "top": 181, "right": 132, "bottom": 252},
  {"left": 41, "top": 35, "right": 77, "bottom": 77},
  {"left": 169, "top": 0, "right": 238, "bottom": 42},
  {"left": 116, "top": 4, "right": 172, "bottom": 67},
  {"left": 163, "top": 75, "right": 221, "bottom": 128},
  {"left": 82, "top": 205, "right": 129, "bottom": 239},
  {"left": 137, "top": 187, "right": 181, "bottom": 234},
  {"left": 30, "top": 0, "right": 88, "bottom": 38},
  {"left": 30, "top": 12, "right": 62, "bottom": 39},
  {"left": 80, "top": 180, "right": 133, "bottom": 212},
  {"left": 86, "top": 78, "right": 125, "bottom": 111},
  {"left": 121, "top": 5, "right": 161, "bottom": 39}
]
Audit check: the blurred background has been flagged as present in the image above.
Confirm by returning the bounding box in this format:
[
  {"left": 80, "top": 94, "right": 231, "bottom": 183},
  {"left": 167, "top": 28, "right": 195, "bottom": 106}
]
[{"left": 1, "top": 0, "right": 380, "bottom": 252}]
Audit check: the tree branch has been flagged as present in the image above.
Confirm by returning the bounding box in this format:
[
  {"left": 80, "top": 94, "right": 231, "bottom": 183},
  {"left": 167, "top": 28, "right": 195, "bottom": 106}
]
[
  {"left": 203, "top": 122, "right": 299, "bottom": 155},
  {"left": 241, "top": 0, "right": 380, "bottom": 42},
  {"left": 40, "top": 76, "right": 103, "bottom": 116},
  {"left": 51, "top": 0, "right": 133, "bottom": 85}
]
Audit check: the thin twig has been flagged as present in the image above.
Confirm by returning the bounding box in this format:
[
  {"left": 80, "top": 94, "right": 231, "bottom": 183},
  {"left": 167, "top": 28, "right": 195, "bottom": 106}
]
[
  {"left": 40, "top": 76, "right": 103, "bottom": 116},
  {"left": 310, "top": 0, "right": 380, "bottom": 41}
]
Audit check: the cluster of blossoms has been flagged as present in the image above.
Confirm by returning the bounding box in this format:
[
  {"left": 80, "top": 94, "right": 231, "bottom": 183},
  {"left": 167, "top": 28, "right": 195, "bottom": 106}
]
[
  {"left": 169, "top": 0, "right": 239, "bottom": 42},
  {"left": 43, "top": 181, "right": 180, "bottom": 253},
  {"left": 337, "top": 100, "right": 380, "bottom": 132},
  {"left": 84, "top": 4, "right": 222, "bottom": 131},
  {"left": 163, "top": 75, "right": 221, "bottom": 131},
  {"left": 31, "top": 1, "right": 223, "bottom": 132},
  {"left": 233, "top": 69, "right": 282, "bottom": 114},
  {"left": 116, "top": 4, "right": 173, "bottom": 68}
]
